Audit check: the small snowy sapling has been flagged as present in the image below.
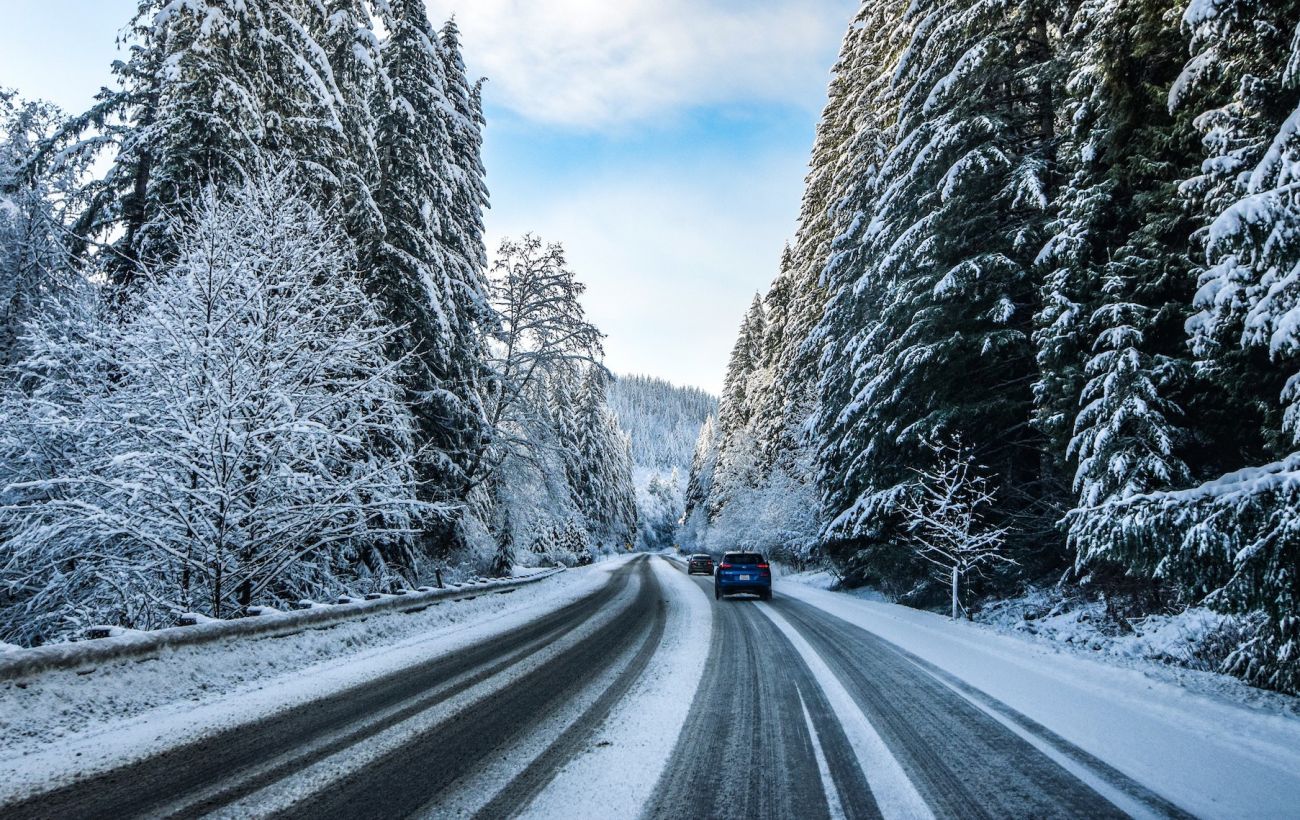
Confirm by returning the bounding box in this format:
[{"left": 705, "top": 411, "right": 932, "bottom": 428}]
[{"left": 898, "top": 436, "right": 1014, "bottom": 620}]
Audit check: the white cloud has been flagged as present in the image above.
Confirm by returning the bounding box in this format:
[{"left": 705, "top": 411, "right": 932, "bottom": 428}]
[{"left": 424, "top": 0, "right": 849, "bottom": 128}]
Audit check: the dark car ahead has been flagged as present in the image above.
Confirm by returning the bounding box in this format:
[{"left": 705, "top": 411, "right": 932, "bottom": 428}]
[
  {"left": 714, "top": 552, "right": 772, "bottom": 600},
  {"left": 686, "top": 553, "right": 714, "bottom": 575}
]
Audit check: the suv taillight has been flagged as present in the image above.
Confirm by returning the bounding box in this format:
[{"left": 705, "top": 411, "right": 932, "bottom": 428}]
[
  {"left": 757, "top": 563, "right": 769, "bottom": 569},
  {"left": 719, "top": 563, "right": 732, "bottom": 569}
]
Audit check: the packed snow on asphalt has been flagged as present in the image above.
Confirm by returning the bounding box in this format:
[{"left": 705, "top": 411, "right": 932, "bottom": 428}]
[{"left": 1, "top": 554, "right": 1298, "bottom": 819}]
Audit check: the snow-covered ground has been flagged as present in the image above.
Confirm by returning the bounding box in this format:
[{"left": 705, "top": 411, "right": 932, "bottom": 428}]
[
  {"left": 0, "top": 560, "right": 627, "bottom": 801},
  {"left": 778, "top": 577, "right": 1300, "bottom": 818},
  {"left": 974, "top": 587, "right": 1280, "bottom": 693}
]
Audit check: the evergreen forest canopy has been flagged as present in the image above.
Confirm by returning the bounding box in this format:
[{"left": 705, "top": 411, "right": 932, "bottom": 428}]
[
  {"left": 685, "top": 0, "right": 1300, "bottom": 694},
  {"left": 0, "top": 0, "right": 639, "bottom": 644},
  {"left": 608, "top": 374, "right": 718, "bottom": 551}
]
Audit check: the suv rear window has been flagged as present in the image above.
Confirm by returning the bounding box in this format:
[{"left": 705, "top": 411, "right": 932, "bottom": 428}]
[
  {"left": 723, "top": 553, "right": 764, "bottom": 565},
  {"left": 691, "top": 555, "right": 711, "bottom": 561}
]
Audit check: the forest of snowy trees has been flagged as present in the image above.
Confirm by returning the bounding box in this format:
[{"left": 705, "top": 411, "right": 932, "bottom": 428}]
[
  {"left": 689, "top": 0, "right": 1300, "bottom": 693},
  {"left": 608, "top": 375, "right": 717, "bottom": 550},
  {"left": 0, "top": 1, "right": 636, "bottom": 644}
]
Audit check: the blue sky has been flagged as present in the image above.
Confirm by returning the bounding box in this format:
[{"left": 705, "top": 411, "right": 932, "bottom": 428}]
[{"left": 0, "top": 0, "right": 858, "bottom": 394}]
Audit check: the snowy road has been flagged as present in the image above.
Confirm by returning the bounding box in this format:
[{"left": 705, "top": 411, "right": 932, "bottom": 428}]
[
  {"left": 3, "top": 554, "right": 1299, "bottom": 818},
  {"left": 649, "top": 572, "right": 1184, "bottom": 820}
]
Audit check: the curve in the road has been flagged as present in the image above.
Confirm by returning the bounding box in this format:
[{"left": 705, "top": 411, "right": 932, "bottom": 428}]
[
  {"left": 2, "top": 556, "right": 1206, "bottom": 820},
  {"left": 1, "top": 559, "right": 649, "bottom": 820},
  {"left": 276, "top": 556, "right": 667, "bottom": 819}
]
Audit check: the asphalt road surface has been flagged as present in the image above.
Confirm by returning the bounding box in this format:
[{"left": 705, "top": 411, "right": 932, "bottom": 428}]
[{"left": 3, "top": 556, "right": 1199, "bottom": 818}]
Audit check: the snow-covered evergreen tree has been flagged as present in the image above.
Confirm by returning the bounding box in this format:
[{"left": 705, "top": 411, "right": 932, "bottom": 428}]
[
  {"left": 438, "top": 18, "right": 490, "bottom": 300},
  {"left": 319, "top": 0, "right": 386, "bottom": 265},
  {"left": 371, "top": 0, "right": 490, "bottom": 557},
  {"left": 0, "top": 93, "right": 82, "bottom": 370},
  {"left": 51, "top": 0, "right": 347, "bottom": 284},
  {"left": 1069, "top": 0, "right": 1300, "bottom": 692},
  {"left": 681, "top": 412, "right": 718, "bottom": 544},
  {"left": 1181, "top": 0, "right": 1300, "bottom": 437},
  {"left": 812, "top": 0, "right": 1058, "bottom": 591},
  {"left": 808, "top": 0, "right": 918, "bottom": 575},
  {"left": 432, "top": 14, "right": 495, "bottom": 496},
  {"left": 607, "top": 375, "right": 716, "bottom": 472},
  {"left": 751, "top": 3, "right": 879, "bottom": 485},
  {"left": 1040, "top": 0, "right": 1199, "bottom": 534},
  {"left": 489, "top": 513, "right": 515, "bottom": 578},
  {"left": 49, "top": 0, "right": 170, "bottom": 286},
  {"left": 569, "top": 366, "right": 637, "bottom": 547},
  {"left": 138, "top": 0, "right": 340, "bottom": 262},
  {"left": 1070, "top": 293, "right": 1191, "bottom": 508},
  {"left": 710, "top": 296, "right": 768, "bottom": 519},
  {"left": 607, "top": 374, "right": 716, "bottom": 549}
]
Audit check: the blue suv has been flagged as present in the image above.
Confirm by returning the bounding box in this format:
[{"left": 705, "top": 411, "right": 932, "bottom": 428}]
[{"left": 714, "top": 552, "right": 772, "bottom": 601}]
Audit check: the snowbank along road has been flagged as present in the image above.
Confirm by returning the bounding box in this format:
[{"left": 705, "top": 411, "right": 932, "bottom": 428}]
[{"left": 2, "top": 554, "right": 1298, "bottom": 818}]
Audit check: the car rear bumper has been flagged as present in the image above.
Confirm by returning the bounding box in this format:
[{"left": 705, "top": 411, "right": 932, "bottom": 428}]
[{"left": 716, "top": 581, "right": 771, "bottom": 595}]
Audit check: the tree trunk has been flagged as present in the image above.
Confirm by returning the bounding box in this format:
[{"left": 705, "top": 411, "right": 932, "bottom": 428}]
[{"left": 951, "top": 566, "right": 959, "bottom": 620}]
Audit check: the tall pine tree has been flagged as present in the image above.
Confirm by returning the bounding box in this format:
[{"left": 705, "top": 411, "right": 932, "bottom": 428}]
[{"left": 371, "top": 0, "right": 491, "bottom": 558}]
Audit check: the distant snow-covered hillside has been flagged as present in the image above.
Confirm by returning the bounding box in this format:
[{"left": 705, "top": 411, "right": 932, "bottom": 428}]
[{"left": 609, "top": 374, "right": 716, "bottom": 549}]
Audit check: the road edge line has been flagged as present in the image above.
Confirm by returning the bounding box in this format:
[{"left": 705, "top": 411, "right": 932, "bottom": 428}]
[
  {"left": 757, "top": 603, "right": 934, "bottom": 820},
  {"left": 796, "top": 687, "right": 848, "bottom": 820}
]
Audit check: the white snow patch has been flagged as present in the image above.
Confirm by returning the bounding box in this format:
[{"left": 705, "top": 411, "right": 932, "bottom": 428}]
[
  {"left": 781, "top": 566, "right": 887, "bottom": 601},
  {"left": 975, "top": 588, "right": 1265, "bottom": 679}
]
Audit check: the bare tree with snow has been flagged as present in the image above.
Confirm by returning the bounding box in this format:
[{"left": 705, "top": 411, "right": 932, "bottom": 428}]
[
  {"left": 475, "top": 233, "right": 604, "bottom": 483},
  {"left": 0, "top": 171, "right": 438, "bottom": 640},
  {"left": 898, "top": 436, "right": 1013, "bottom": 620}
]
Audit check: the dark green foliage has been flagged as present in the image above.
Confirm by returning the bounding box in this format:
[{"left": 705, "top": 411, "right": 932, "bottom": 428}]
[
  {"left": 371, "top": 0, "right": 492, "bottom": 559},
  {"left": 710, "top": 0, "right": 1300, "bottom": 692}
]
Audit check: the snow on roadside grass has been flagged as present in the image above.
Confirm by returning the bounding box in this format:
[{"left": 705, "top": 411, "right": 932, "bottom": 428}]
[
  {"left": 0, "top": 559, "right": 630, "bottom": 800},
  {"left": 778, "top": 578, "right": 1300, "bottom": 818},
  {"left": 974, "top": 587, "right": 1259, "bottom": 676},
  {"left": 518, "top": 556, "right": 711, "bottom": 820},
  {"left": 775, "top": 566, "right": 886, "bottom": 602}
]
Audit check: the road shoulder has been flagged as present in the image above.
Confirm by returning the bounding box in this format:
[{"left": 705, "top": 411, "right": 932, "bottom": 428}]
[{"left": 777, "top": 579, "right": 1300, "bottom": 818}]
